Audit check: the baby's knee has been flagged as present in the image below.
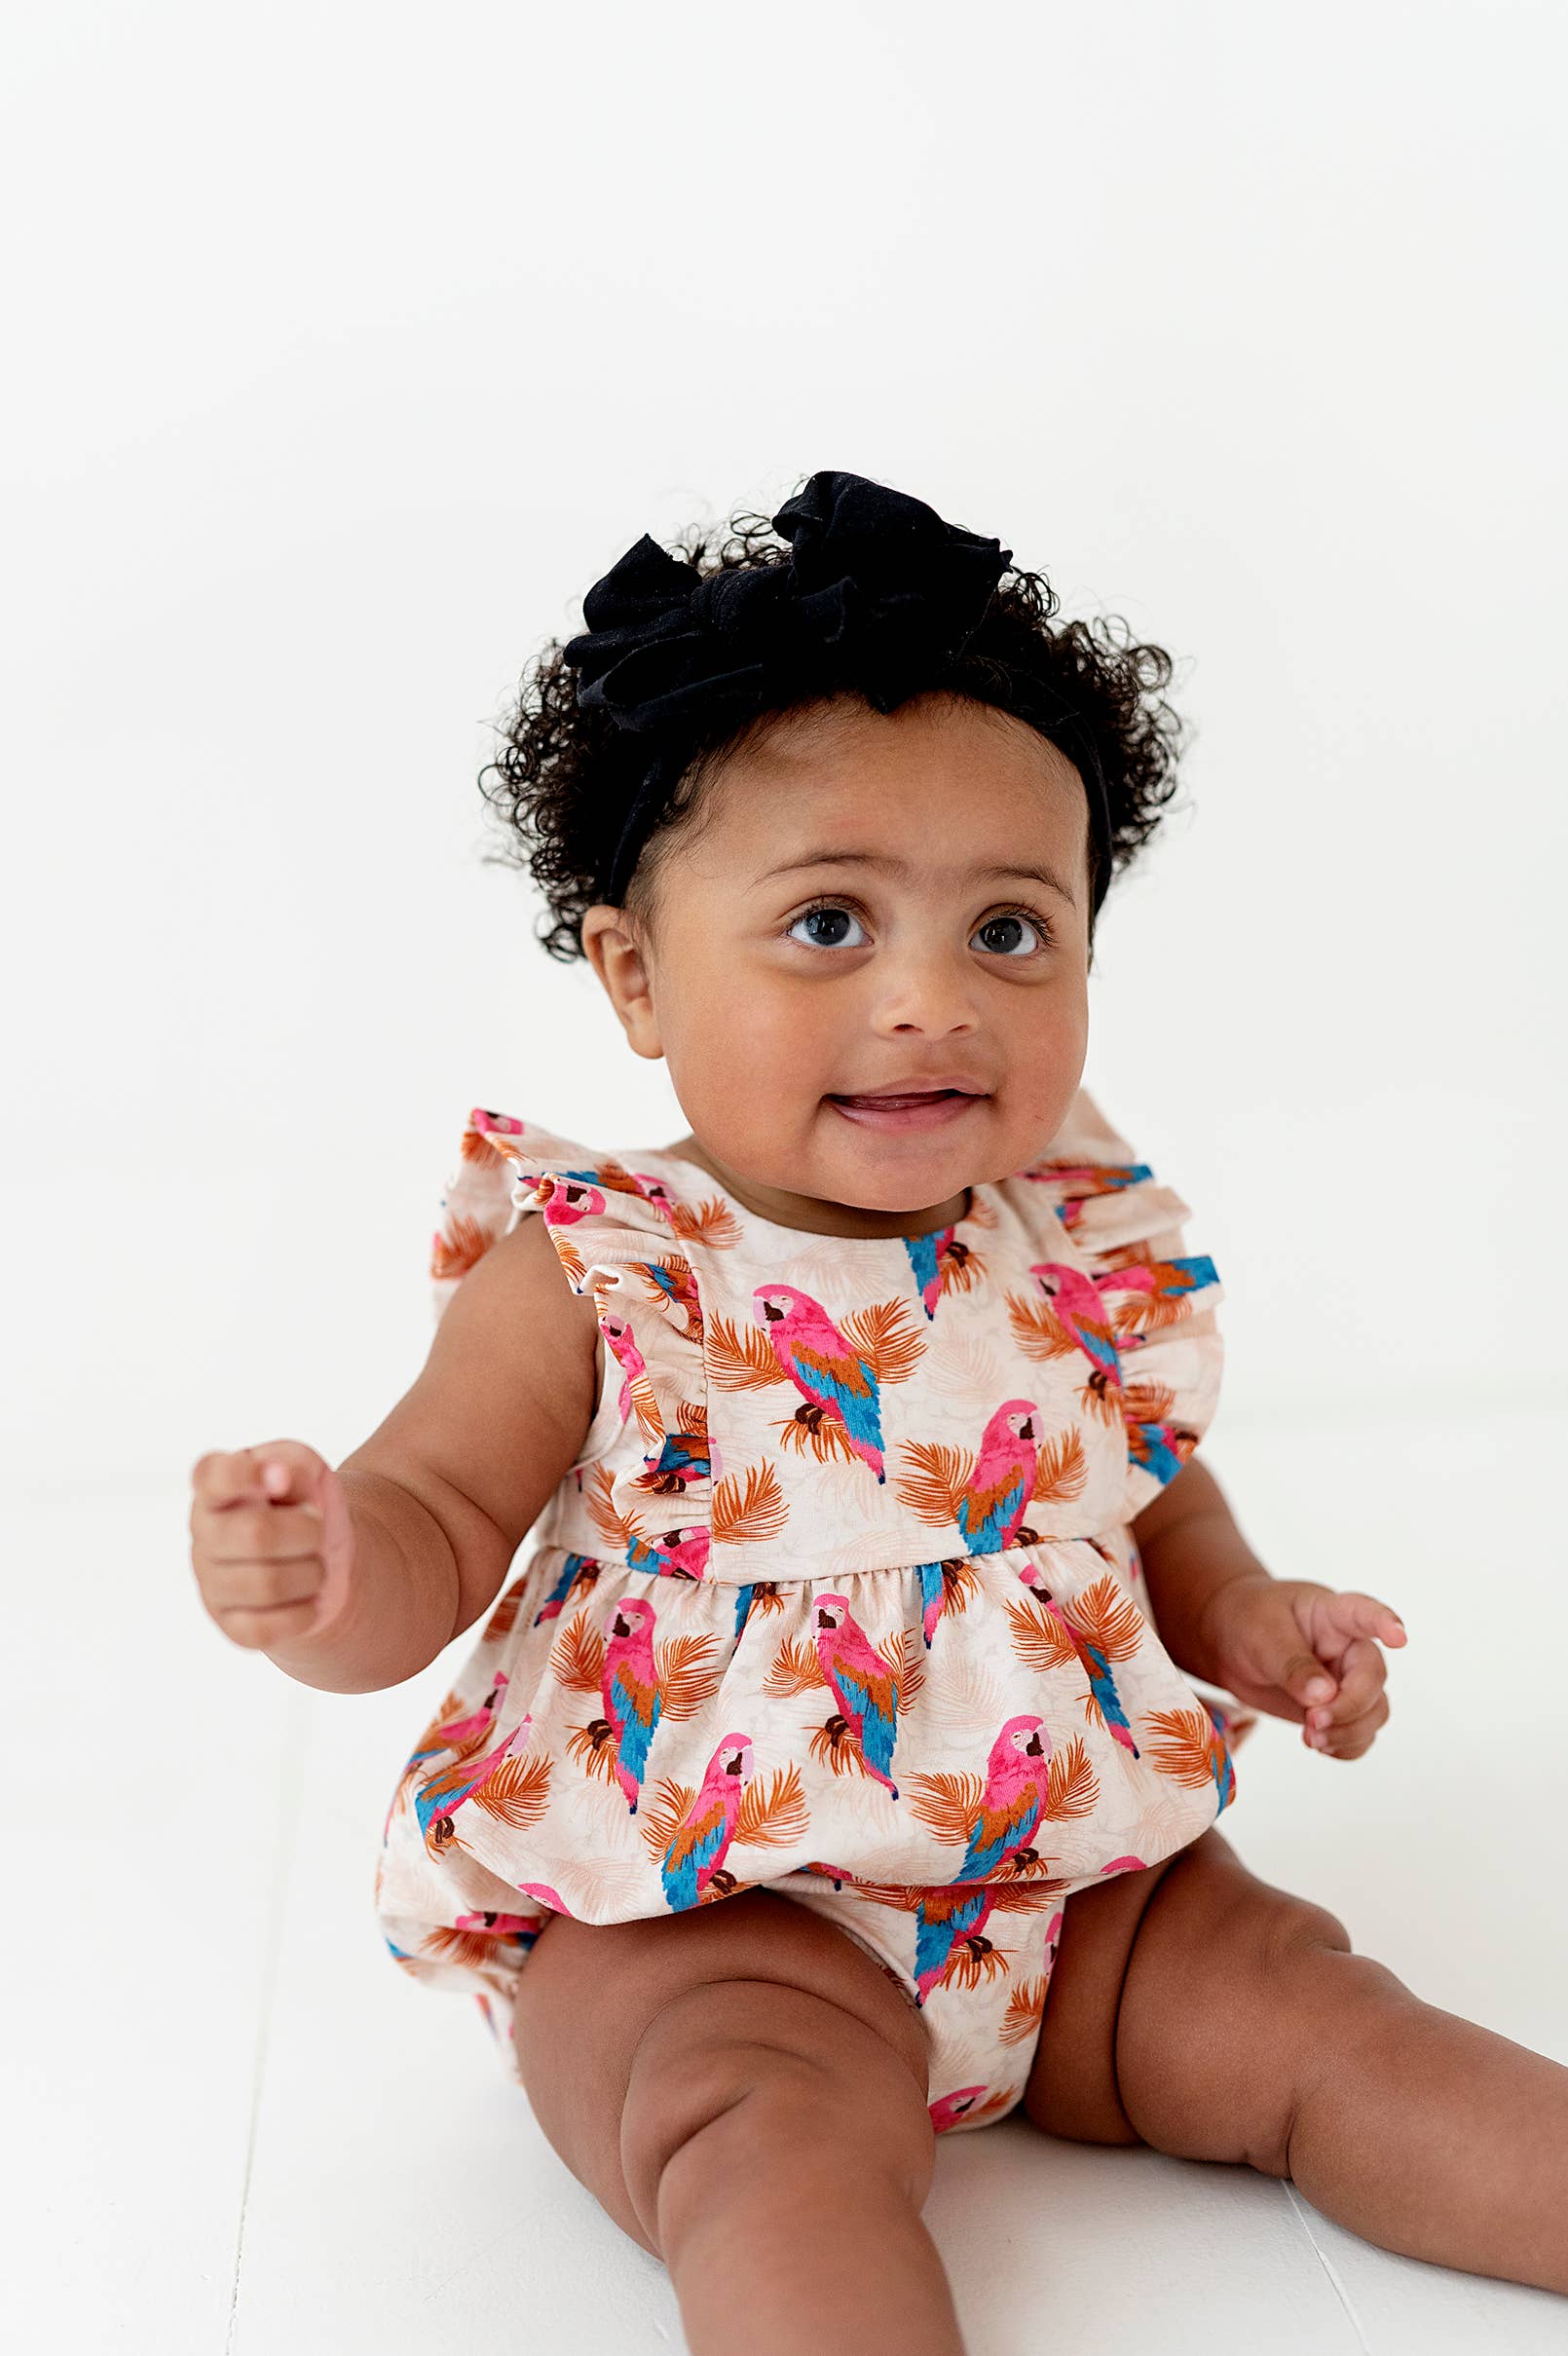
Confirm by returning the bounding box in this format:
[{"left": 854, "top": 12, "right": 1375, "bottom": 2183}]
[{"left": 620, "top": 1975, "right": 935, "bottom": 2255}]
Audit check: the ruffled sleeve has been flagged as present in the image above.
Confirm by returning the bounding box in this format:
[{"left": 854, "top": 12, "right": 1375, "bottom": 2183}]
[
  {"left": 429, "top": 1109, "right": 708, "bottom": 1486},
  {"left": 1039, "top": 1087, "right": 1226, "bottom": 1521},
  {"left": 430, "top": 1106, "right": 685, "bottom": 1314}
]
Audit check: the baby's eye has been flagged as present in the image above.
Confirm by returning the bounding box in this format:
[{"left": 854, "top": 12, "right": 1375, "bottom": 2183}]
[
  {"left": 788, "top": 902, "right": 869, "bottom": 950},
  {"left": 973, "top": 911, "right": 1049, "bottom": 956}
]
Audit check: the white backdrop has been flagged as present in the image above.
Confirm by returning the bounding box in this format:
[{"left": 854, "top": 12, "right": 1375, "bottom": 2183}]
[{"left": 6, "top": 0, "right": 1563, "bottom": 1498}]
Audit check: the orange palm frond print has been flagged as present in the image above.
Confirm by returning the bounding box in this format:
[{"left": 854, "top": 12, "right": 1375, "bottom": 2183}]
[
  {"left": 417, "top": 1923, "right": 536, "bottom": 1972},
  {"left": 430, "top": 1211, "right": 492, "bottom": 1284},
  {"left": 840, "top": 1296, "right": 926, "bottom": 1383},
  {"left": 484, "top": 1580, "right": 533, "bottom": 1646},
  {"left": 1122, "top": 1376, "right": 1177, "bottom": 1427},
  {"left": 563, "top": 1718, "right": 624, "bottom": 1787},
  {"left": 1141, "top": 1706, "right": 1225, "bottom": 1790},
  {"left": 891, "top": 1439, "right": 973, "bottom": 1529},
  {"left": 764, "top": 1636, "right": 830, "bottom": 1699},
  {"left": 905, "top": 1770, "right": 990, "bottom": 1845},
  {"left": 705, "top": 1313, "right": 793, "bottom": 1391},
  {"left": 650, "top": 1630, "right": 724, "bottom": 1723},
  {"left": 1044, "top": 1732, "right": 1099, "bottom": 1821},
  {"left": 935, "top": 1935, "right": 1015, "bottom": 1995},
  {"left": 636, "top": 1779, "right": 692, "bottom": 1860},
  {"left": 1062, "top": 1574, "right": 1145, "bottom": 1661},
  {"left": 734, "top": 1761, "right": 811, "bottom": 1849},
  {"left": 1005, "top": 1593, "right": 1080, "bottom": 1674},
  {"left": 711, "top": 1459, "right": 789, "bottom": 1545},
  {"left": 998, "top": 1975, "right": 1052, "bottom": 2046},
  {"left": 546, "top": 1604, "right": 605, "bottom": 1693},
  {"left": 1029, "top": 1428, "right": 1088, "bottom": 1506},
  {"left": 464, "top": 1746, "right": 554, "bottom": 1832},
  {"left": 1006, "top": 1290, "right": 1102, "bottom": 1365},
  {"left": 584, "top": 1462, "right": 641, "bottom": 1555},
  {"left": 659, "top": 1189, "right": 746, "bottom": 1252},
  {"left": 764, "top": 1406, "right": 872, "bottom": 1474},
  {"left": 807, "top": 1717, "right": 900, "bottom": 1782}
]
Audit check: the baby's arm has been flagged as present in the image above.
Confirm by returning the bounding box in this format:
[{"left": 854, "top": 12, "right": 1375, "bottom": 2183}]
[
  {"left": 1130, "top": 1456, "right": 1270, "bottom": 1680},
  {"left": 260, "top": 1212, "right": 601, "bottom": 1693}
]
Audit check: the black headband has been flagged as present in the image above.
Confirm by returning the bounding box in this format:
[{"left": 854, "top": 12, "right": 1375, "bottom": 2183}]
[{"left": 562, "top": 469, "right": 1115, "bottom": 915}]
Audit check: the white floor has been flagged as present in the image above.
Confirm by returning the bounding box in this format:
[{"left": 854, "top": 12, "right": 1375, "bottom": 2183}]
[{"left": 12, "top": 1401, "right": 1567, "bottom": 2353}]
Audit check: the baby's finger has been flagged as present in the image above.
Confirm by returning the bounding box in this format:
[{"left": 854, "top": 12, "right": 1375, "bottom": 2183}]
[
  {"left": 1317, "top": 1589, "right": 1406, "bottom": 1649},
  {"left": 192, "top": 1441, "right": 323, "bottom": 1512},
  {"left": 1310, "top": 1689, "right": 1391, "bottom": 1758},
  {"left": 1306, "top": 1635, "right": 1385, "bottom": 1731}
]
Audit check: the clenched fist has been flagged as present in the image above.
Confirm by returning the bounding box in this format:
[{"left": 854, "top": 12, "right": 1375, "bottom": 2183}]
[{"left": 189, "top": 1440, "right": 357, "bottom": 1651}]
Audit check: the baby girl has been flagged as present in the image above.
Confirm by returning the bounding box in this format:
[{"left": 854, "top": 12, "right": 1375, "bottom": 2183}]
[{"left": 189, "top": 469, "right": 1568, "bottom": 2352}]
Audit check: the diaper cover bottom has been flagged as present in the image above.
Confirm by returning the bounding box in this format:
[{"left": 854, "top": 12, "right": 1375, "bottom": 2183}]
[{"left": 759, "top": 1866, "right": 1067, "bottom": 2135}]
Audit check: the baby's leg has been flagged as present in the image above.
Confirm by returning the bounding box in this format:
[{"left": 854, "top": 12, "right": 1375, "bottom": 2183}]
[
  {"left": 1044, "top": 1825, "right": 1568, "bottom": 2295},
  {"left": 510, "top": 1887, "right": 965, "bottom": 2356}
]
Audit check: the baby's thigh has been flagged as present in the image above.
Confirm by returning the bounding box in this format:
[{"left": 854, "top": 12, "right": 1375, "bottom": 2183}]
[
  {"left": 1027, "top": 1826, "right": 1356, "bottom": 2166},
  {"left": 512, "top": 1887, "right": 935, "bottom": 2257}
]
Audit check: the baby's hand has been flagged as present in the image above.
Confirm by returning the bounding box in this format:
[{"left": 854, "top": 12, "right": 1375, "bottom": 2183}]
[
  {"left": 189, "top": 1441, "right": 357, "bottom": 1652},
  {"left": 1194, "top": 1576, "right": 1406, "bottom": 1760}
]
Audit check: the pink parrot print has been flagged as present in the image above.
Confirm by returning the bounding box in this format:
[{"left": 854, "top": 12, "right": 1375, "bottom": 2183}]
[
  {"left": 624, "top": 1524, "right": 711, "bottom": 1581},
  {"left": 953, "top": 1400, "right": 1045, "bottom": 1552},
  {"left": 602, "top": 1594, "right": 662, "bottom": 1812},
  {"left": 382, "top": 1671, "right": 512, "bottom": 1842},
  {"left": 1030, "top": 1159, "right": 1154, "bottom": 1228},
  {"left": 1029, "top": 1261, "right": 1125, "bottom": 1398},
  {"left": 754, "top": 1284, "right": 887, "bottom": 1480},
  {"left": 811, "top": 1593, "right": 902, "bottom": 1794},
  {"left": 660, "top": 1732, "right": 756, "bottom": 1911},
  {"left": 954, "top": 1715, "right": 1055, "bottom": 1878},
  {"left": 1023, "top": 1574, "right": 1140, "bottom": 1757}
]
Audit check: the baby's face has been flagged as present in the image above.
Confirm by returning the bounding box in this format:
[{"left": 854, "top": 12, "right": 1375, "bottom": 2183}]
[{"left": 580, "top": 692, "right": 1093, "bottom": 1240}]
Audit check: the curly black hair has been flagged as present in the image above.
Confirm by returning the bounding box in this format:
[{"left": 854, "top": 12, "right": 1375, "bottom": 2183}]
[{"left": 477, "top": 497, "right": 1191, "bottom": 961}]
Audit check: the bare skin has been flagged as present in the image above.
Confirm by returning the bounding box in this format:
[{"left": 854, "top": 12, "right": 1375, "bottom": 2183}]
[{"left": 511, "top": 1829, "right": 1568, "bottom": 2356}]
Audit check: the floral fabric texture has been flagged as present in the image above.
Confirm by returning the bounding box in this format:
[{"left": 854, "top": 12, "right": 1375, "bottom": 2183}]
[{"left": 374, "top": 1087, "right": 1257, "bottom": 2135}]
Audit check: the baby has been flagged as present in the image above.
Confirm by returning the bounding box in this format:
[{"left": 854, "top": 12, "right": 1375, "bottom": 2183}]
[{"left": 189, "top": 470, "right": 1568, "bottom": 2352}]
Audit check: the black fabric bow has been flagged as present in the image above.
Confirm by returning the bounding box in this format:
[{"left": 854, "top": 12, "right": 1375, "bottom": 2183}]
[{"left": 564, "top": 468, "right": 1110, "bottom": 913}]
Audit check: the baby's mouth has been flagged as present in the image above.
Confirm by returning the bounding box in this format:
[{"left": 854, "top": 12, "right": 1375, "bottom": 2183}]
[{"left": 830, "top": 1090, "right": 977, "bottom": 1109}]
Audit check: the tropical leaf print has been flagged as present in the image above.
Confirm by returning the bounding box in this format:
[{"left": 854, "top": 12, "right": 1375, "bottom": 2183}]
[
  {"left": 1028, "top": 1428, "right": 1089, "bottom": 1506},
  {"left": 431, "top": 1743, "right": 552, "bottom": 1834},
  {"left": 1068, "top": 1574, "right": 1145, "bottom": 1661},
  {"left": 635, "top": 1772, "right": 696, "bottom": 1865},
  {"left": 484, "top": 1580, "right": 531, "bottom": 1645},
  {"left": 840, "top": 1296, "right": 927, "bottom": 1383},
  {"left": 452, "top": 1743, "right": 548, "bottom": 1828},
  {"left": 904, "top": 1772, "right": 979, "bottom": 1847},
  {"left": 649, "top": 1630, "right": 725, "bottom": 1721},
  {"left": 997, "top": 1972, "right": 1053, "bottom": 2046},
  {"left": 765, "top": 1634, "right": 832, "bottom": 1698},
  {"left": 711, "top": 1458, "right": 789, "bottom": 1544},
  {"left": 1004, "top": 1592, "right": 1081, "bottom": 1675},
  {"left": 892, "top": 1439, "right": 977, "bottom": 1530},
  {"left": 1043, "top": 1732, "right": 1099, "bottom": 1821},
  {"left": 905, "top": 1731, "right": 1099, "bottom": 1848},
  {"left": 734, "top": 1759, "right": 811, "bottom": 1848},
  {"left": 548, "top": 1604, "right": 607, "bottom": 1694},
  {"left": 583, "top": 1461, "right": 641, "bottom": 1554},
  {"left": 1005, "top": 1289, "right": 1098, "bottom": 1365},
  {"left": 705, "top": 1313, "right": 790, "bottom": 1391},
  {"left": 430, "top": 1209, "right": 491, "bottom": 1285},
  {"left": 1141, "top": 1705, "right": 1231, "bottom": 1791}
]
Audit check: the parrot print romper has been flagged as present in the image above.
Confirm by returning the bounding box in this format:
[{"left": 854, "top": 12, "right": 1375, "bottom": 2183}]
[{"left": 373, "top": 1084, "right": 1258, "bottom": 2136}]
